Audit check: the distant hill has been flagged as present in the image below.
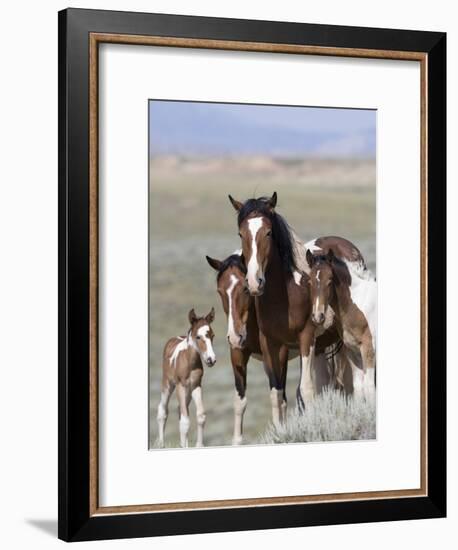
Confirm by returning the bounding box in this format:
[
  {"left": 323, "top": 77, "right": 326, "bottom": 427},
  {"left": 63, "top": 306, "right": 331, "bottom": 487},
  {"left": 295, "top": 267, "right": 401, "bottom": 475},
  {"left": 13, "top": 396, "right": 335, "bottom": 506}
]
[
  {"left": 149, "top": 101, "right": 376, "bottom": 158},
  {"left": 149, "top": 156, "right": 376, "bottom": 188}
]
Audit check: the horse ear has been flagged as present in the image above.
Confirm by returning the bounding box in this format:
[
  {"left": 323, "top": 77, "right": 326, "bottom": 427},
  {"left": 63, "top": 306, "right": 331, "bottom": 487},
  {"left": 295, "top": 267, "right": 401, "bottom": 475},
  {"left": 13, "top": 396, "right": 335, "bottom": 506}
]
[
  {"left": 228, "top": 195, "right": 243, "bottom": 212},
  {"left": 327, "top": 249, "right": 335, "bottom": 263},
  {"left": 306, "top": 248, "right": 314, "bottom": 268},
  {"left": 270, "top": 191, "right": 277, "bottom": 208},
  {"left": 188, "top": 308, "right": 198, "bottom": 325},
  {"left": 206, "top": 256, "right": 222, "bottom": 271},
  {"left": 205, "top": 307, "right": 215, "bottom": 324},
  {"left": 269, "top": 191, "right": 278, "bottom": 209}
]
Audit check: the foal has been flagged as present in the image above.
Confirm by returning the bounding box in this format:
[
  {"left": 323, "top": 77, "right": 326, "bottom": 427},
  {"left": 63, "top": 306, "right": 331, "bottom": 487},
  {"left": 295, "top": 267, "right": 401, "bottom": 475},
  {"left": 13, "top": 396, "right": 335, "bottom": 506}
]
[
  {"left": 206, "top": 253, "right": 262, "bottom": 445},
  {"left": 157, "top": 308, "right": 216, "bottom": 448},
  {"left": 306, "top": 249, "right": 376, "bottom": 397}
]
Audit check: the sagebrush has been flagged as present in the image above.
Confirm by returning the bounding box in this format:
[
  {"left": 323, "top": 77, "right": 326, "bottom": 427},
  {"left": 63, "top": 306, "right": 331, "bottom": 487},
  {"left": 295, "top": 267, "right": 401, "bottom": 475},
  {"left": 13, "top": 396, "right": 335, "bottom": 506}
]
[{"left": 259, "top": 389, "right": 376, "bottom": 445}]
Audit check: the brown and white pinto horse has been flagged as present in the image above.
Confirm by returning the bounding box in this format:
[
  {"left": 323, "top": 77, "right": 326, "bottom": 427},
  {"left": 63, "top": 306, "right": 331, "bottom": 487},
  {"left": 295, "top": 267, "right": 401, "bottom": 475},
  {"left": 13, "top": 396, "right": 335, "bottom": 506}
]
[
  {"left": 306, "top": 249, "right": 377, "bottom": 397},
  {"left": 206, "top": 253, "right": 261, "bottom": 444},
  {"left": 157, "top": 308, "right": 216, "bottom": 448},
  {"left": 228, "top": 192, "right": 366, "bottom": 418}
]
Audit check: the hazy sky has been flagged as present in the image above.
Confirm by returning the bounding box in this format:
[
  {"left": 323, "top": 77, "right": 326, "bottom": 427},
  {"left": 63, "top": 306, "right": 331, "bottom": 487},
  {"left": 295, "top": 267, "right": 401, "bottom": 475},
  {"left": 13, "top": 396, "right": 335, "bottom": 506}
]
[{"left": 149, "top": 100, "right": 376, "bottom": 158}]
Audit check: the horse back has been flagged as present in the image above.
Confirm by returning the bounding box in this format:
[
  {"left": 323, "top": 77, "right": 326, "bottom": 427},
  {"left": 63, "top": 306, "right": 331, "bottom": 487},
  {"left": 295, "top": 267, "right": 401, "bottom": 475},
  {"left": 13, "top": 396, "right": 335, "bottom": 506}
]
[{"left": 162, "top": 336, "right": 189, "bottom": 384}]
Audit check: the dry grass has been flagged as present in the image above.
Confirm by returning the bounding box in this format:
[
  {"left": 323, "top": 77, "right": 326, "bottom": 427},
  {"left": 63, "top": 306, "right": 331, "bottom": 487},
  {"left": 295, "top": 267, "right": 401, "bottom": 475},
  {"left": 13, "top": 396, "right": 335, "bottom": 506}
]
[{"left": 259, "top": 389, "right": 376, "bottom": 445}]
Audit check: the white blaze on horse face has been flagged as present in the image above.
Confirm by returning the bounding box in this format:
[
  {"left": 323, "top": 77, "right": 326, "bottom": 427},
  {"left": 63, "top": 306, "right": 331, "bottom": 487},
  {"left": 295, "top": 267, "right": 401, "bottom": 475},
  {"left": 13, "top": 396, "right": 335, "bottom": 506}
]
[
  {"left": 197, "top": 325, "right": 216, "bottom": 365},
  {"left": 226, "top": 274, "right": 244, "bottom": 348},
  {"left": 246, "top": 217, "right": 264, "bottom": 293},
  {"left": 313, "top": 269, "right": 325, "bottom": 318}
]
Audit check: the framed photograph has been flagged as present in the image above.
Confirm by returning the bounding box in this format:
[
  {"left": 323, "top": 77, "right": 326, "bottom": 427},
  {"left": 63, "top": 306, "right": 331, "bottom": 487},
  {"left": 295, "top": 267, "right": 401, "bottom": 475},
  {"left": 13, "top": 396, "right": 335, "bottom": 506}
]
[{"left": 58, "top": 8, "right": 446, "bottom": 542}]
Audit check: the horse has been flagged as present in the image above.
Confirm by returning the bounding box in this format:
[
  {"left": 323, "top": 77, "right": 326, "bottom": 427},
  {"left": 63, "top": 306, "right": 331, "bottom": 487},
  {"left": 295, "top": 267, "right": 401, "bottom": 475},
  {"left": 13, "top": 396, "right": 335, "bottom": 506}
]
[
  {"left": 206, "top": 252, "right": 262, "bottom": 444},
  {"left": 228, "top": 192, "right": 367, "bottom": 419},
  {"left": 206, "top": 250, "right": 349, "bottom": 440},
  {"left": 157, "top": 308, "right": 216, "bottom": 448},
  {"left": 306, "top": 248, "right": 377, "bottom": 397}
]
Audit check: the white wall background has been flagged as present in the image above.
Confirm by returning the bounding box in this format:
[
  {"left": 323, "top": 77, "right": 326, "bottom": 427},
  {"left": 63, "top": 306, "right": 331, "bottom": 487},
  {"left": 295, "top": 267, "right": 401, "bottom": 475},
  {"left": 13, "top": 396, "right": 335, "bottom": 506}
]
[{"left": 0, "top": 1, "right": 454, "bottom": 548}]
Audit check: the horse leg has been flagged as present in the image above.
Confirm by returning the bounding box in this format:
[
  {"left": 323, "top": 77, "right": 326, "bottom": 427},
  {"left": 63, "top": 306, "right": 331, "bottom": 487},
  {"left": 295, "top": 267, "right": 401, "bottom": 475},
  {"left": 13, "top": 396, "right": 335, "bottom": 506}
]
[
  {"left": 312, "top": 351, "right": 331, "bottom": 394},
  {"left": 231, "top": 347, "right": 249, "bottom": 445},
  {"left": 176, "top": 382, "right": 191, "bottom": 448},
  {"left": 259, "top": 332, "right": 288, "bottom": 428},
  {"left": 280, "top": 358, "right": 288, "bottom": 425},
  {"left": 191, "top": 384, "right": 206, "bottom": 448},
  {"left": 157, "top": 379, "right": 174, "bottom": 447},
  {"left": 337, "top": 346, "right": 354, "bottom": 396},
  {"left": 298, "top": 321, "right": 316, "bottom": 411},
  {"left": 360, "top": 334, "right": 376, "bottom": 399}
]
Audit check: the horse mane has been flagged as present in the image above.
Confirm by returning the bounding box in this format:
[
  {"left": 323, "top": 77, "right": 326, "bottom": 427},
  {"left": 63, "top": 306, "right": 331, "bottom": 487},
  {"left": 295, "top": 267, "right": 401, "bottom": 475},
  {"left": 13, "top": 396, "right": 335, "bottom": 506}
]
[
  {"left": 216, "top": 253, "right": 247, "bottom": 281},
  {"left": 331, "top": 257, "right": 352, "bottom": 287},
  {"left": 237, "top": 197, "right": 298, "bottom": 275}
]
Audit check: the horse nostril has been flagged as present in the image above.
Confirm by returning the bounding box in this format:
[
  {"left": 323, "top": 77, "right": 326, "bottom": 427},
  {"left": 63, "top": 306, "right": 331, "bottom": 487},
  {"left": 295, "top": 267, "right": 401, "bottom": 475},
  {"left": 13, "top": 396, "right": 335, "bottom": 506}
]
[{"left": 312, "top": 313, "right": 324, "bottom": 325}]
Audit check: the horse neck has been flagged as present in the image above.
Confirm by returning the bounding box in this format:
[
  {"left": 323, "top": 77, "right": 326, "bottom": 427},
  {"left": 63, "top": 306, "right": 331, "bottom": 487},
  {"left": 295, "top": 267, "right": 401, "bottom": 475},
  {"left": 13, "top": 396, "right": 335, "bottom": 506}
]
[
  {"left": 246, "top": 299, "right": 259, "bottom": 337},
  {"left": 185, "top": 335, "right": 202, "bottom": 368},
  {"left": 264, "top": 242, "right": 289, "bottom": 289},
  {"left": 331, "top": 270, "right": 352, "bottom": 315}
]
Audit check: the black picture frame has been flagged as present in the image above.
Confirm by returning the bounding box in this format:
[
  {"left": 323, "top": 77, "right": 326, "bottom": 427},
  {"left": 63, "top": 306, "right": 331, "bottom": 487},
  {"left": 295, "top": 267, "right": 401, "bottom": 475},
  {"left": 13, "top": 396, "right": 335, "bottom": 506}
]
[{"left": 58, "top": 7, "right": 446, "bottom": 542}]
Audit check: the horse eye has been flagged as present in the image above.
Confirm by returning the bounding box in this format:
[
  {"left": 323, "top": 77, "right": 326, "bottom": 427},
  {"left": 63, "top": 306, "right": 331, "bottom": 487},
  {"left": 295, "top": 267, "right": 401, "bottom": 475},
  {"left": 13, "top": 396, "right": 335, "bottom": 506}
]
[
  {"left": 196, "top": 336, "right": 201, "bottom": 340},
  {"left": 238, "top": 232, "right": 242, "bottom": 238},
  {"left": 266, "top": 230, "right": 272, "bottom": 237}
]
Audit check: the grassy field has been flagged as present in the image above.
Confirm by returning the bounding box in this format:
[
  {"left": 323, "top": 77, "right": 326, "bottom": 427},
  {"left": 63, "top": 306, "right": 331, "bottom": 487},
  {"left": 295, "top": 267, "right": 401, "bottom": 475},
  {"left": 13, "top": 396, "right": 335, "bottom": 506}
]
[{"left": 148, "top": 156, "right": 376, "bottom": 448}]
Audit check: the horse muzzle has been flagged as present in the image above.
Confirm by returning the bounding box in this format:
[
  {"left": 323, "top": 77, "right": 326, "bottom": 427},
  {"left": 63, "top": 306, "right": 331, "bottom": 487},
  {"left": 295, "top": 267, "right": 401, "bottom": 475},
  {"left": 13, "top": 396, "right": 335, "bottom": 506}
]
[
  {"left": 312, "top": 312, "right": 325, "bottom": 325},
  {"left": 227, "top": 332, "right": 247, "bottom": 349},
  {"left": 245, "top": 276, "right": 265, "bottom": 296}
]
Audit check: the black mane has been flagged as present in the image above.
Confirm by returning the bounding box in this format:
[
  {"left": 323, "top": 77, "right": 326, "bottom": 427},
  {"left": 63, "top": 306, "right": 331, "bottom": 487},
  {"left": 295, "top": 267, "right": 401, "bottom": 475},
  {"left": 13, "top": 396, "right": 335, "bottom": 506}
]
[
  {"left": 237, "top": 197, "right": 297, "bottom": 275},
  {"left": 216, "top": 253, "right": 247, "bottom": 281}
]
